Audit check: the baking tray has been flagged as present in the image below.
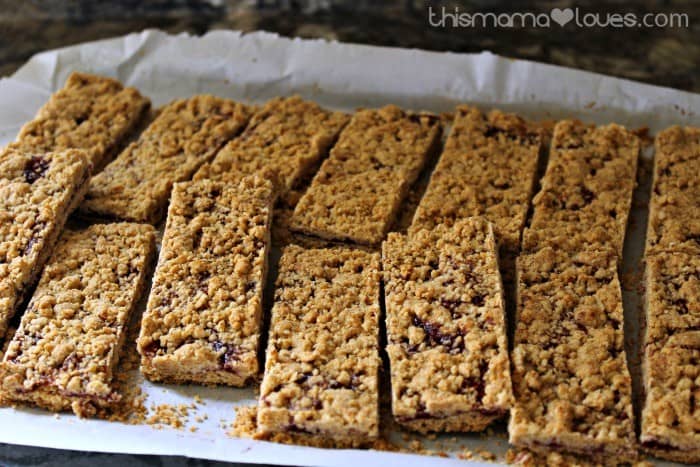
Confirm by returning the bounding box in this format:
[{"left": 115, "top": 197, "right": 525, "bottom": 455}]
[{"left": 1, "top": 29, "right": 699, "bottom": 466}]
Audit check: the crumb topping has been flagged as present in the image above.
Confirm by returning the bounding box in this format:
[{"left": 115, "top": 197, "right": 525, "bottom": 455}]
[
  {"left": 411, "top": 105, "right": 542, "bottom": 253},
  {"left": 0, "top": 148, "right": 91, "bottom": 338},
  {"left": 0, "top": 223, "right": 155, "bottom": 417},
  {"left": 510, "top": 247, "right": 636, "bottom": 460},
  {"left": 646, "top": 126, "right": 700, "bottom": 255},
  {"left": 137, "top": 176, "right": 274, "bottom": 386},
  {"left": 528, "top": 120, "right": 640, "bottom": 257},
  {"left": 195, "top": 96, "right": 348, "bottom": 192},
  {"left": 290, "top": 105, "right": 441, "bottom": 245},
  {"left": 81, "top": 95, "right": 252, "bottom": 223},
  {"left": 13, "top": 72, "right": 149, "bottom": 168},
  {"left": 383, "top": 218, "right": 512, "bottom": 433},
  {"left": 258, "top": 245, "right": 381, "bottom": 442}
]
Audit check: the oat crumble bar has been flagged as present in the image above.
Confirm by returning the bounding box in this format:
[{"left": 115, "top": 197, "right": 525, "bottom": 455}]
[
  {"left": 645, "top": 126, "right": 700, "bottom": 256},
  {"left": 382, "top": 218, "right": 512, "bottom": 433},
  {"left": 509, "top": 247, "right": 637, "bottom": 463},
  {"left": 137, "top": 176, "right": 275, "bottom": 386},
  {"left": 641, "top": 333, "right": 700, "bottom": 464},
  {"left": 410, "top": 105, "right": 543, "bottom": 256},
  {"left": 12, "top": 72, "right": 149, "bottom": 170},
  {"left": 257, "top": 245, "right": 381, "bottom": 445},
  {"left": 0, "top": 223, "right": 156, "bottom": 417},
  {"left": 289, "top": 105, "right": 441, "bottom": 245},
  {"left": 194, "top": 96, "right": 348, "bottom": 192},
  {"left": 640, "top": 251, "right": 700, "bottom": 463},
  {"left": 79, "top": 95, "right": 251, "bottom": 224},
  {"left": 0, "top": 148, "right": 91, "bottom": 339},
  {"left": 526, "top": 120, "right": 640, "bottom": 257}
]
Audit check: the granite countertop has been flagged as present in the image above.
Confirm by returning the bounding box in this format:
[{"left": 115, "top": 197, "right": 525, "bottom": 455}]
[
  {"left": 2, "top": 0, "right": 700, "bottom": 91},
  {"left": 0, "top": 0, "right": 698, "bottom": 465}
]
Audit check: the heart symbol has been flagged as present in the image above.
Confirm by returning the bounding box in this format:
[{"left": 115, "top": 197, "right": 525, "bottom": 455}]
[{"left": 551, "top": 8, "right": 574, "bottom": 27}]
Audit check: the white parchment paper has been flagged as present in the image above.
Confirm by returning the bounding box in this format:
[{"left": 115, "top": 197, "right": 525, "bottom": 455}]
[{"left": 0, "top": 29, "right": 697, "bottom": 466}]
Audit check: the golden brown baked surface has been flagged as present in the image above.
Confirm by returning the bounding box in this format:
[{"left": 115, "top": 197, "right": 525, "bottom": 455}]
[
  {"left": 525, "top": 120, "right": 640, "bottom": 258},
  {"left": 290, "top": 105, "right": 441, "bottom": 245},
  {"left": 194, "top": 95, "right": 348, "bottom": 192},
  {"left": 411, "top": 105, "right": 543, "bottom": 255},
  {"left": 258, "top": 245, "right": 381, "bottom": 445},
  {"left": 509, "top": 247, "right": 637, "bottom": 463},
  {"left": 646, "top": 126, "right": 700, "bottom": 256},
  {"left": 641, "top": 251, "right": 700, "bottom": 463},
  {"left": 383, "top": 218, "right": 512, "bottom": 433},
  {"left": 137, "top": 176, "right": 275, "bottom": 386},
  {"left": 0, "top": 147, "right": 91, "bottom": 339},
  {"left": 0, "top": 223, "right": 155, "bottom": 417},
  {"left": 80, "top": 95, "right": 252, "bottom": 223},
  {"left": 12, "top": 72, "right": 149, "bottom": 170}
]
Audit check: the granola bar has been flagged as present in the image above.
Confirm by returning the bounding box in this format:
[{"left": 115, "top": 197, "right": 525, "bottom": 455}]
[
  {"left": 0, "top": 223, "right": 156, "bottom": 417},
  {"left": 289, "top": 105, "right": 441, "bottom": 245},
  {"left": 137, "top": 176, "right": 275, "bottom": 386},
  {"left": 641, "top": 333, "right": 700, "bottom": 464},
  {"left": 646, "top": 126, "right": 700, "bottom": 255},
  {"left": 410, "top": 105, "right": 543, "bottom": 255},
  {"left": 509, "top": 247, "right": 637, "bottom": 463},
  {"left": 640, "top": 251, "right": 700, "bottom": 463},
  {"left": 382, "top": 218, "right": 512, "bottom": 433},
  {"left": 79, "top": 95, "right": 251, "bottom": 224},
  {"left": 526, "top": 120, "right": 640, "bottom": 257},
  {"left": 0, "top": 148, "right": 91, "bottom": 339},
  {"left": 271, "top": 171, "right": 363, "bottom": 250},
  {"left": 12, "top": 72, "right": 149, "bottom": 170},
  {"left": 257, "top": 245, "right": 381, "bottom": 445},
  {"left": 194, "top": 96, "right": 348, "bottom": 192}
]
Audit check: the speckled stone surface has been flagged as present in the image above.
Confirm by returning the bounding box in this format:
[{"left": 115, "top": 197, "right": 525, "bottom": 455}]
[
  {"left": 0, "top": 1, "right": 698, "bottom": 465},
  {"left": 1, "top": 0, "right": 699, "bottom": 91}
]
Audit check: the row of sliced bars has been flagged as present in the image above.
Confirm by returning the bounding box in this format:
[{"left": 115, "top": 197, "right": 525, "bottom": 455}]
[
  {"left": 0, "top": 70, "right": 639, "bottom": 454},
  {"left": 5, "top": 71, "right": 690, "bottom": 463},
  {"left": 132, "top": 104, "right": 536, "bottom": 443},
  {"left": 0, "top": 73, "right": 149, "bottom": 342},
  {"left": 378, "top": 106, "right": 544, "bottom": 433},
  {"left": 641, "top": 126, "right": 700, "bottom": 464},
  {"left": 0, "top": 72, "right": 154, "bottom": 415},
  {"left": 255, "top": 217, "right": 512, "bottom": 445},
  {"left": 510, "top": 121, "right": 641, "bottom": 463},
  {"left": 0, "top": 94, "right": 542, "bottom": 441},
  {"left": 254, "top": 105, "right": 548, "bottom": 442},
  {"left": 0, "top": 75, "right": 354, "bottom": 415},
  {"left": 0, "top": 73, "right": 366, "bottom": 416},
  {"left": 136, "top": 105, "right": 444, "bottom": 444}
]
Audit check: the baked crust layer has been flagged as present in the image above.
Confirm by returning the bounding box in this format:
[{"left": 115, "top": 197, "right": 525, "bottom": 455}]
[
  {"left": 258, "top": 245, "right": 381, "bottom": 444},
  {"left": 194, "top": 95, "right": 348, "bottom": 192},
  {"left": 290, "top": 105, "right": 441, "bottom": 245},
  {"left": 646, "top": 126, "right": 700, "bottom": 256},
  {"left": 0, "top": 223, "right": 156, "bottom": 417},
  {"left": 641, "top": 251, "right": 700, "bottom": 463},
  {"left": 525, "top": 120, "right": 640, "bottom": 258},
  {"left": 137, "top": 176, "right": 275, "bottom": 386},
  {"left": 0, "top": 147, "right": 91, "bottom": 339},
  {"left": 80, "top": 95, "right": 252, "bottom": 223},
  {"left": 411, "top": 105, "right": 543, "bottom": 255},
  {"left": 382, "top": 218, "right": 512, "bottom": 433},
  {"left": 509, "top": 247, "right": 637, "bottom": 463},
  {"left": 12, "top": 72, "right": 150, "bottom": 170}
]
